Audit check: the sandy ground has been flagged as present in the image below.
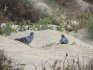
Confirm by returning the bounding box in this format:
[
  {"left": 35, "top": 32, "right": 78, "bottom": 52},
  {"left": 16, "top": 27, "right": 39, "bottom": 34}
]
[
  {"left": 0, "top": 30, "right": 93, "bottom": 70},
  {"left": 69, "top": 29, "right": 93, "bottom": 46}
]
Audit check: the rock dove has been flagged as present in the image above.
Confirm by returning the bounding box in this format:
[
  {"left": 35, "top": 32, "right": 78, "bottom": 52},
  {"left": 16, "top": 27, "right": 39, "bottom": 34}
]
[
  {"left": 15, "top": 32, "right": 34, "bottom": 46},
  {"left": 60, "top": 34, "right": 68, "bottom": 44}
]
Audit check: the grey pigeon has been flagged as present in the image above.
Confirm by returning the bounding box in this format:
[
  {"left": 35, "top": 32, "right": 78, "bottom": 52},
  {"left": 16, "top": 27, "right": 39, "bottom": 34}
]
[
  {"left": 15, "top": 32, "right": 34, "bottom": 46},
  {"left": 60, "top": 34, "right": 68, "bottom": 44}
]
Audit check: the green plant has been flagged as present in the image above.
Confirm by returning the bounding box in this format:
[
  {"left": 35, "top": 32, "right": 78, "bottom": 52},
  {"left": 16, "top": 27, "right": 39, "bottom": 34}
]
[
  {"left": 54, "top": 15, "right": 66, "bottom": 31},
  {"left": 39, "top": 17, "right": 52, "bottom": 25},
  {"left": 18, "top": 17, "right": 64, "bottom": 31},
  {"left": 19, "top": 20, "right": 33, "bottom": 31},
  {"left": 3, "top": 23, "right": 12, "bottom": 35},
  {"left": 77, "top": 12, "right": 92, "bottom": 28},
  {"left": 29, "top": 17, "right": 52, "bottom": 30},
  {"left": 57, "top": 26, "right": 64, "bottom": 31},
  {"left": 37, "top": 17, "right": 51, "bottom": 30},
  {"left": 77, "top": 13, "right": 93, "bottom": 39},
  {"left": 0, "top": 22, "right": 15, "bottom": 35},
  {"left": 19, "top": 20, "right": 28, "bottom": 31},
  {"left": 86, "top": 15, "right": 93, "bottom": 39}
]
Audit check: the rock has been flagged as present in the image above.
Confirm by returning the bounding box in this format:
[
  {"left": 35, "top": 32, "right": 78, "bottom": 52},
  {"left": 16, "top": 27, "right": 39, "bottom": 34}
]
[{"left": 0, "top": 23, "right": 6, "bottom": 29}]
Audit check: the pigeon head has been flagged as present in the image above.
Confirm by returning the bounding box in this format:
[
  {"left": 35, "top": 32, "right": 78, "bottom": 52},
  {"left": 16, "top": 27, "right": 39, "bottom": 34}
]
[
  {"left": 30, "top": 32, "right": 34, "bottom": 36},
  {"left": 61, "top": 34, "right": 65, "bottom": 38}
]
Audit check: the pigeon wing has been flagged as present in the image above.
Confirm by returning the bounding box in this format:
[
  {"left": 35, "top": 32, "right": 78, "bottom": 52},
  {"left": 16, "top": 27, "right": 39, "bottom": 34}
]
[
  {"left": 15, "top": 37, "right": 28, "bottom": 44},
  {"left": 60, "top": 38, "right": 68, "bottom": 44},
  {"left": 25, "top": 35, "right": 34, "bottom": 44}
]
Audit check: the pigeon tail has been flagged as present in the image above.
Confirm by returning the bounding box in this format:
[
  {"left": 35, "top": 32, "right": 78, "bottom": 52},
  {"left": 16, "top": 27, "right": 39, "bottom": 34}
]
[{"left": 15, "top": 38, "right": 28, "bottom": 44}]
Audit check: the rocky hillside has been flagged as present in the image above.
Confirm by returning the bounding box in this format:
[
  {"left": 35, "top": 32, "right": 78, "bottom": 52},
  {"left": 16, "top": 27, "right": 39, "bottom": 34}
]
[{"left": 0, "top": 0, "right": 93, "bottom": 70}]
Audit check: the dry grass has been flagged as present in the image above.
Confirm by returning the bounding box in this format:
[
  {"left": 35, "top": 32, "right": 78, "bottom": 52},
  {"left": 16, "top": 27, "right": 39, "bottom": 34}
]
[
  {"left": 0, "top": 50, "right": 25, "bottom": 70},
  {"left": 0, "top": 50, "right": 93, "bottom": 70},
  {"left": 40, "top": 53, "right": 93, "bottom": 70}
]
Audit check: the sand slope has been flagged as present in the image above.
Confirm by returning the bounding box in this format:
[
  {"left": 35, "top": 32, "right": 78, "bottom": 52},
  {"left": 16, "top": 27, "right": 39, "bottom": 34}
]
[{"left": 0, "top": 30, "right": 93, "bottom": 70}]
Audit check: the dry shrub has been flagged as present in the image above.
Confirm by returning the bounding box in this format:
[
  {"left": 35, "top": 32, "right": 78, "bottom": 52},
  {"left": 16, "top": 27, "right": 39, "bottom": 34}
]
[
  {"left": 0, "top": 0, "right": 41, "bottom": 22},
  {"left": 55, "top": 0, "right": 70, "bottom": 5},
  {"left": 0, "top": 5, "right": 9, "bottom": 22},
  {"left": 83, "top": 0, "right": 93, "bottom": 4},
  {"left": 41, "top": 53, "right": 93, "bottom": 70},
  {"left": 0, "top": 50, "right": 25, "bottom": 70},
  {"left": 77, "top": 12, "right": 92, "bottom": 27}
]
